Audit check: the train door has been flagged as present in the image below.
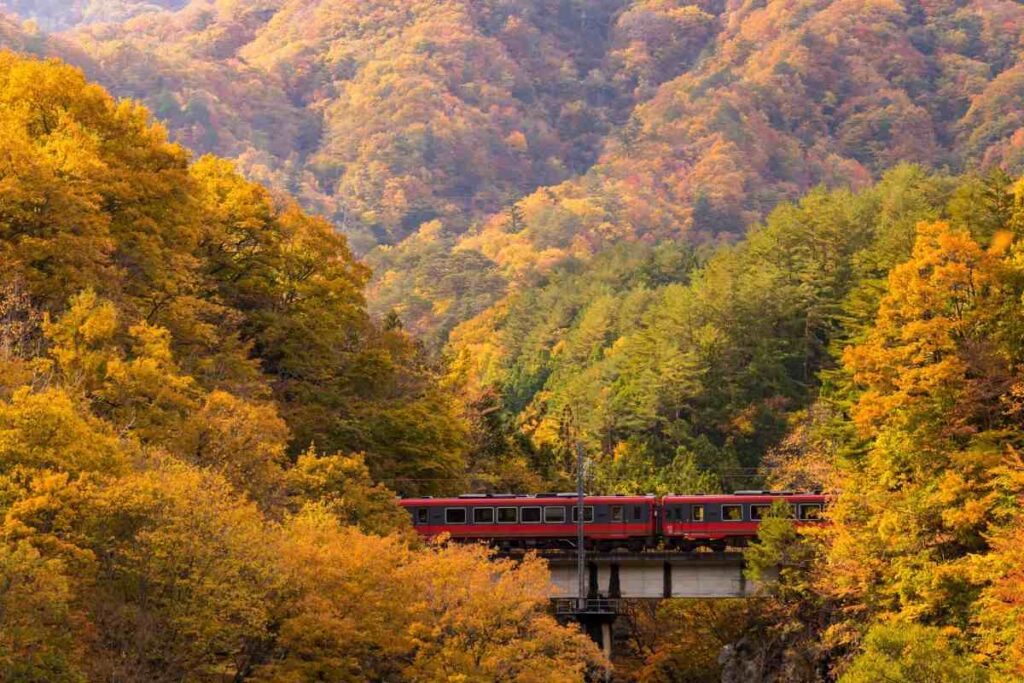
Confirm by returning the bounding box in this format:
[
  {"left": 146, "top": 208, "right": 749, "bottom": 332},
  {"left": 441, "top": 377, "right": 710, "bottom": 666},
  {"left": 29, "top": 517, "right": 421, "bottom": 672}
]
[
  {"left": 679, "top": 502, "right": 704, "bottom": 541},
  {"left": 631, "top": 503, "right": 646, "bottom": 543},
  {"left": 699, "top": 502, "right": 718, "bottom": 538}
]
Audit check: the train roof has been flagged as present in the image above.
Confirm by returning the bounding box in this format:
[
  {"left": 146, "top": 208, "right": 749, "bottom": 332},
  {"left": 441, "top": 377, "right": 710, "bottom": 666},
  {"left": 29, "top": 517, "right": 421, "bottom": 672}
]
[
  {"left": 399, "top": 494, "right": 657, "bottom": 506},
  {"left": 399, "top": 492, "right": 826, "bottom": 506},
  {"left": 663, "top": 492, "right": 826, "bottom": 501}
]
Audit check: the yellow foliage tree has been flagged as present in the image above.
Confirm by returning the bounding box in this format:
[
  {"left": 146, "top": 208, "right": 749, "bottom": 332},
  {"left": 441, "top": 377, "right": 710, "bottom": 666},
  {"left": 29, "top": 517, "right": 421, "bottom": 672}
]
[
  {"left": 81, "top": 461, "right": 280, "bottom": 681},
  {"left": 402, "top": 542, "right": 607, "bottom": 682},
  {"left": 256, "top": 507, "right": 607, "bottom": 683},
  {"left": 0, "top": 540, "right": 80, "bottom": 683},
  {"left": 825, "top": 221, "right": 1024, "bottom": 658}
]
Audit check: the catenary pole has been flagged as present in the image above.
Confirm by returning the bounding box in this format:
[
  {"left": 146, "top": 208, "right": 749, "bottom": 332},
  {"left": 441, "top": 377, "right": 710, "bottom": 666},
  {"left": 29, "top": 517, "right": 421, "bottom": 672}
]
[{"left": 576, "top": 439, "right": 586, "bottom": 611}]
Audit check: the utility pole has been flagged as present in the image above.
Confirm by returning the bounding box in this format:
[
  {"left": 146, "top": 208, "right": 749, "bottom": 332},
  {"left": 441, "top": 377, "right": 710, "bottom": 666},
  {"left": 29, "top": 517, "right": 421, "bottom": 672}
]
[
  {"left": 576, "top": 438, "right": 586, "bottom": 611},
  {"left": 561, "top": 408, "right": 614, "bottom": 677},
  {"left": 561, "top": 405, "right": 587, "bottom": 610}
]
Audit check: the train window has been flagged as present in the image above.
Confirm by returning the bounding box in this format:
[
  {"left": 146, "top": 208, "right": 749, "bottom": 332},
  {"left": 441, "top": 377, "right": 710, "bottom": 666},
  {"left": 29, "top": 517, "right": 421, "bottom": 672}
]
[
  {"left": 722, "top": 504, "right": 743, "bottom": 521},
  {"left": 497, "top": 507, "right": 518, "bottom": 524},
  {"left": 750, "top": 504, "right": 771, "bottom": 521},
  {"left": 692, "top": 505, "right": 705, "bottom": 522},
  {"left": 521, "top": 507, "right": 541, "bottom": 523},
  {"left": 416, "top": 508, "right": 428, "bottom": 525},
  {"left": 611, "top": 505, "right": 624, "bottom": 523},
  {"left": 632, "top": 506, "right": 642, "bottom": 521},
  {"left": 445, "top": 508, "right": 467, "bottom": 524},
  {"left": 789, "top": 504, "right": 798, "bottom": 518},
  {"left": 473, "top": 507, "right": 494, "bottom": 524},
  {"left": 571, "top": 506, "right": 595, "bottom": 523},
  {"left": 799, "top": 504, "right": 823, "bottom": 520},
  {"left": 544, "top": 506, "right": 566, "bottom": 523}
]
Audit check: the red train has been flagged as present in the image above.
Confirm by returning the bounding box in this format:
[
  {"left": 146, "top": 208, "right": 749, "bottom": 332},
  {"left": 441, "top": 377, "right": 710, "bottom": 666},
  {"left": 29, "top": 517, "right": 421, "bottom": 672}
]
[{"left": 400, "top": 491, "right": 826, "bottom": 551}]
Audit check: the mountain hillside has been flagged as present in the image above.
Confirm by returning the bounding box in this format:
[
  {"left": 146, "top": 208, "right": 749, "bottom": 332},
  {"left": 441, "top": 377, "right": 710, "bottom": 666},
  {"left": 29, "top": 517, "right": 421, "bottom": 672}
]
[
  {"left": 5, "top": 2, "right": 1023, "bottom": 249},
  {"left": 41, "top": 0, "right": 689, "bottom": 253},
  {"left": 0, "top": 0, "right": 188, "bottom": 30},
  {"left": 464, "top": 0, "right": 1024, "bottom": 266},
  {"left": 0, "top": 46, "right": 466, "bottom": 492},
  {"left": 4, "top": 0, "right": 1024, "bottom": 481},
  {"left": 377, "top": 0, "right": 1024, "bottom": 340},
  {"left": 5, "top": 0, "right": 1023, "bottom": 344}
]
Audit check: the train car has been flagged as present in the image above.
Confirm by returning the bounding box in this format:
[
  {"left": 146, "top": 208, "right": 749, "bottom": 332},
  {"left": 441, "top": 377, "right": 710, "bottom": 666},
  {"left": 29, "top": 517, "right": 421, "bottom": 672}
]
[
  {"left": 661, "top": 491, "right": 826, "bottom": 550},
  {"left": 400, "top": 493, "right": 658, "bottom": 551}
]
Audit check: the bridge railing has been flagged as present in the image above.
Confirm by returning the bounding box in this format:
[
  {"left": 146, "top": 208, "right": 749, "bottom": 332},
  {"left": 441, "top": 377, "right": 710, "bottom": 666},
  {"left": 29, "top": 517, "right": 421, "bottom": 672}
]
[{"left": 553, "top": 597, "right": 621, "bottom": 616}]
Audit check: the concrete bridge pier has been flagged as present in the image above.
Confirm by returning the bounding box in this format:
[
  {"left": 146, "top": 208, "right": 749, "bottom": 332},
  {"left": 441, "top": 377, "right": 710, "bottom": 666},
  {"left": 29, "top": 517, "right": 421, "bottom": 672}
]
[{"left": 553, "top": 598, "right": 617, "bottom": 682}]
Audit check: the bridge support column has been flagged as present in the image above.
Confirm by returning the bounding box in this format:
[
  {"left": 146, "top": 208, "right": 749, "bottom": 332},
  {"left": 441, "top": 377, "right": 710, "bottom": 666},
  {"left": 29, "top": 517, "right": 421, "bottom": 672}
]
[
  {"left": 553, "top": 601, "right": 618, "bottom": 682},
  {"left": 588, "top": 562, "right": 599, "bottom": 599},
  {"left": 609, "top": 563, "right": 621, "bottom": 598},
  {"left": 663, "top": 561, "right": 672, "bottom": 598},
  {"left": 574, "top": 609, "right": 616, "bottom": 682}
]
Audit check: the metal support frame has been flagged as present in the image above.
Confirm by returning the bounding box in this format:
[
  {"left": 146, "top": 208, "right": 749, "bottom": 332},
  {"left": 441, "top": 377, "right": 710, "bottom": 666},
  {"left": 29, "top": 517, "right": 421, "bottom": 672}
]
[{"left": 575, "top": 440, "right": 586, "bottom": 611}]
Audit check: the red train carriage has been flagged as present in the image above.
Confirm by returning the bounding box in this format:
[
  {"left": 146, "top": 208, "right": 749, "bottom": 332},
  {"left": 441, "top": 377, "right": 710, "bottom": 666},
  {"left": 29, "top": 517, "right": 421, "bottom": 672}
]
[
  {"left": 400, "top": 493, "right": 658, "bottom": 551},
  {"left": 661, "top": 492, "right": 826, "bottom": 551}
]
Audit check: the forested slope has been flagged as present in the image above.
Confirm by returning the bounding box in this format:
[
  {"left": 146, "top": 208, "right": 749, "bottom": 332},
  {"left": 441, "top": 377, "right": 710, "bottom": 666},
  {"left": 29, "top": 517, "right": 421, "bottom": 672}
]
[
  {"left": 0, "top": 0, "right": 188, "bottom": 31},
  {"left": 463, "top": 0, "right": 1024, "bottom": 263},
  {"left": 434, "top": 0, "right": 1024, "bottom": 332},
  {"left": 729, "top": 170, "right": 1024, "bottom": 683},
  {"left": 44, "top": 0, "right": 661, "bottom": 251},
  {"left": 0, "top": 52, "right": 605, "bottom": 681},
  {"left": 5, "top": 0, "right": 1024, "bottom": 345},
  {"left": 449, "top": 166, "right": 998, "bottom": 491}
]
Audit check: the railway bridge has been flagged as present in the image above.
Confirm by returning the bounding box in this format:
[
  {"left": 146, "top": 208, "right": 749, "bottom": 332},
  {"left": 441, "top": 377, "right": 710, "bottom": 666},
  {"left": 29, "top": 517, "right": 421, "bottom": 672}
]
[
  {"left": 541, "top": 550, "right": 767, "bottom": 600},
  {"left": 520, "top": 550, "right": 776, "bottom": 665}
]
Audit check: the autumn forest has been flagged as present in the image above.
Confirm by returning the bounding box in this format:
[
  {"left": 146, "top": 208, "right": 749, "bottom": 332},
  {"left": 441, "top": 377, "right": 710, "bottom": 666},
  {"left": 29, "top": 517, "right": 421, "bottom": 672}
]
[{"left": 1, "top": 0, "right": 1024, "bottom": 681}]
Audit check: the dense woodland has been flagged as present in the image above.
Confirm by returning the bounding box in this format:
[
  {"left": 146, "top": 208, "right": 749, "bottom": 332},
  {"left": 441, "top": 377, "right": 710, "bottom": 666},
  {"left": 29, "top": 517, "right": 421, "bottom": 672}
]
[
  {"left": 0, "top": 53, "right": 604, "bottom": 681},
  {"left": 1, "top": 0, "right": 1024, "bottom": 681}
]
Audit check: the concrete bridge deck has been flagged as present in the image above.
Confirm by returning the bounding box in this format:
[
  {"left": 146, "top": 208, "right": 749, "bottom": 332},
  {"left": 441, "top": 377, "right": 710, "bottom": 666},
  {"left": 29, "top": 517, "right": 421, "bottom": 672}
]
[{"left": 520, "top": 551, "right": 770, "bottom": 599}]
